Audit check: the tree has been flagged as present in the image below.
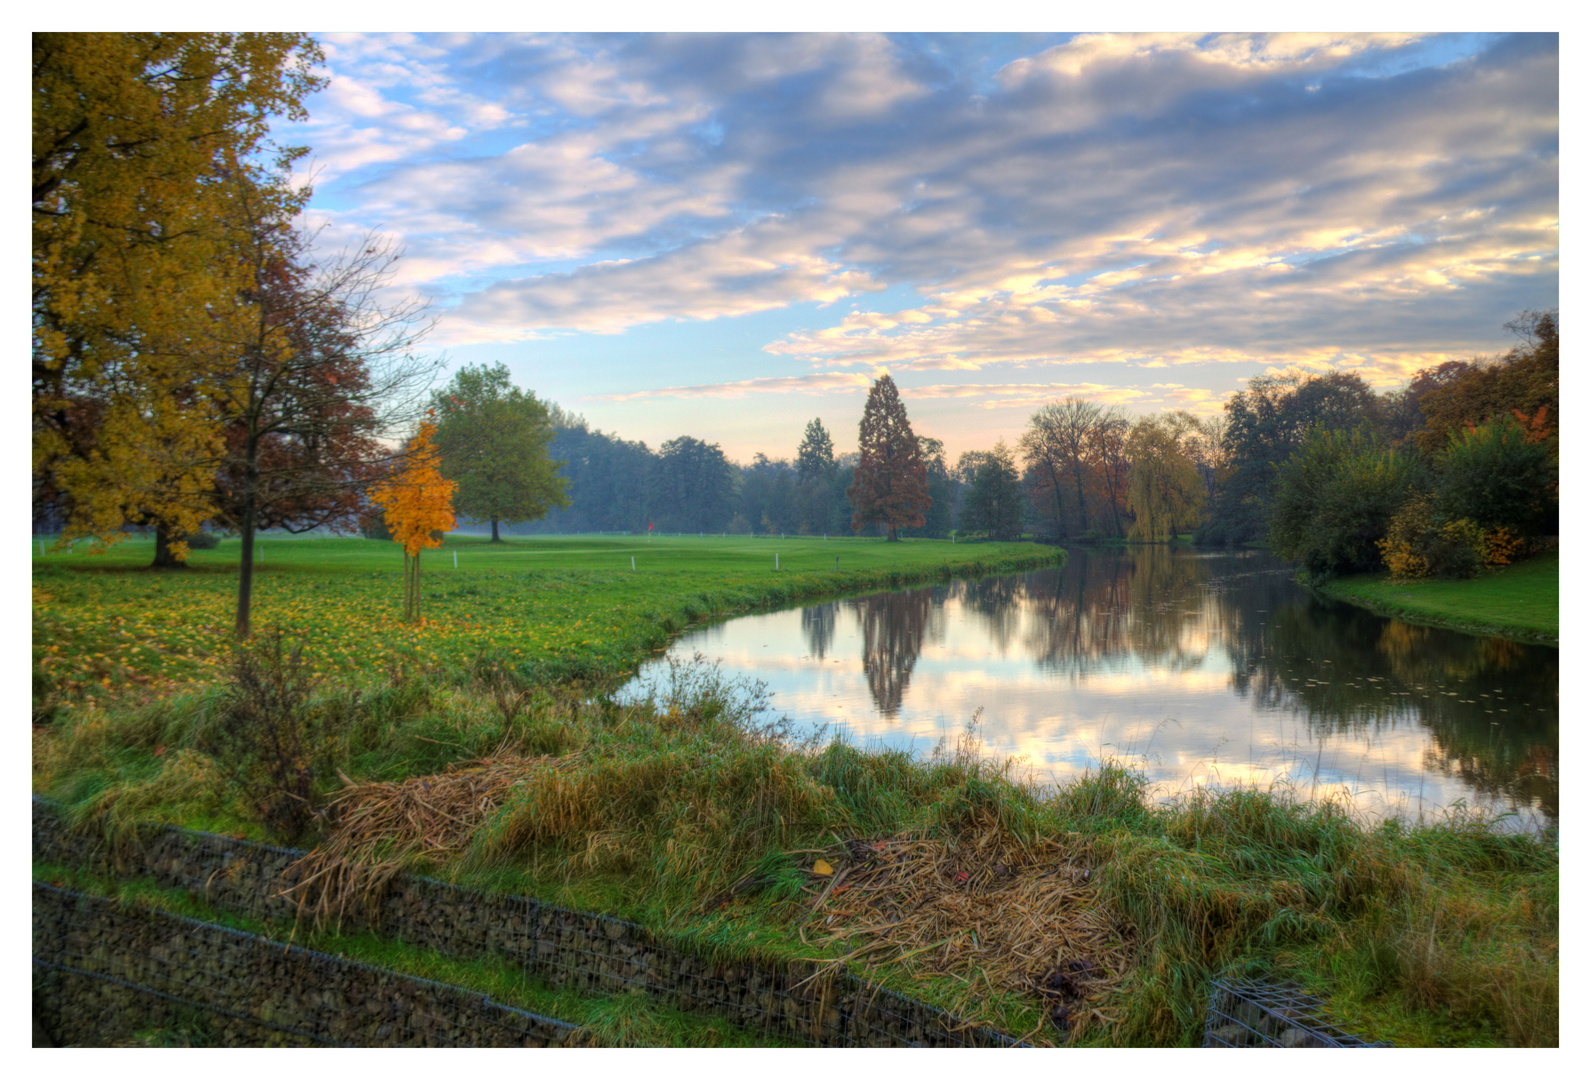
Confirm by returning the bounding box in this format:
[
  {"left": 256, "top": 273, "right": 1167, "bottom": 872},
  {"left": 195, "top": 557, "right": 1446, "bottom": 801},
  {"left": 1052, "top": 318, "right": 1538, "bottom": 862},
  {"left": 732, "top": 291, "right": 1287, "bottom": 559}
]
[
  {"left": 1267, "top": 427, "right": 1420, "bottom": 582},
  {"left": 959, "top": 441, "right": 1024, "bottom": 540},
  {"left": 1020, "top": 398, "right": 1103, "bottom": 538},
  {"left": 200, "top": 182, "right": 440, "bottom": 637},
  {"left": 654, "top": 436, "right": 736, "bottom": 532},
  {"left": 1434, "top": 416, "right": 1555, "bottom": 539},
  {"left": 1201, "top": 370, "right": 1381, "bottom": 545},
  {"left": 367, "top": 419, "right": 456, "bottom": 623},
  {"left": 32, "top": 33, "right": 324, "bottom": 555},
  {"left": 1414, "top": 310, "right": 1558, "bottom": 456},
  {"left": 1125, "top": 415, "right": 1207, "bottom": 542},
  {"left": 796, "top": 418, "right": 838, "bottom": 483},
  {"left": 847, "top": 375, "right": 930, "bottom": 541},
  {"left": 432, "top": 363, "right": 570, "bottom": 543},
  {"left": 913, "top": 436, "right": 956, "bottom": 538}
]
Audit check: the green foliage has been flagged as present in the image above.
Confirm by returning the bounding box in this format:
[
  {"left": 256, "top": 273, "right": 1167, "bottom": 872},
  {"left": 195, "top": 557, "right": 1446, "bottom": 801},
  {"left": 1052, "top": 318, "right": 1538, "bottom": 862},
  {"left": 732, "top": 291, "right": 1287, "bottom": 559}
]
[
  {"left": 1202, "top": 371, "right": 1381, "bottom": 545},
  {"left": 1267, "top": 426, "right": 1420, "bottom": 582},
  {"left": 1125, "top": 414, "right": 1206, "bottom": 541},
  {"left": 1317, "top": 550, "right": 1558, "bottom": 642},
  {"left": 1434, "top": 415, "right": 1554, "bottom": 538},
  {"left": 957, "top": 440, "right": 1024, "bottom": 540},
  {"left": 185, "top": 531, "right": 222, "bottom": 550},
  {"left": 795, "top": 417, "right": 837, "bottom": 483},
  {"left": 654, "top": 436, "right": 737, "bottom": 533},
  {"left": 432, "top": 363, "right": 570, "bottom": 540}
]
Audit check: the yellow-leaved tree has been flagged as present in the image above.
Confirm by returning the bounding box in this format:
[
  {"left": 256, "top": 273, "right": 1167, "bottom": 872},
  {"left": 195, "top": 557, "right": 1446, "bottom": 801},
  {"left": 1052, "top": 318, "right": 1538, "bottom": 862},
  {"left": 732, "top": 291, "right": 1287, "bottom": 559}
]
[{"left": 368, "top": 420, "right": 456, "bottom": 623}]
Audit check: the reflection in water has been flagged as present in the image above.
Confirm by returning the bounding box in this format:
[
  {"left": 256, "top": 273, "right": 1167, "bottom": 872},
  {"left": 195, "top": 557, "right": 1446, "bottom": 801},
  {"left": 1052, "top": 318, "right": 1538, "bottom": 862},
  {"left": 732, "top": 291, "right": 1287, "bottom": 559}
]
[
  {"left": 630, "top": 548, "right": 1558, "bottom": 831},
  {"left": 851, "top": 589, "right": 934, "bottom": 717},
  {"left": 802, "top": 604, "right": 837, "bottom": 661}
]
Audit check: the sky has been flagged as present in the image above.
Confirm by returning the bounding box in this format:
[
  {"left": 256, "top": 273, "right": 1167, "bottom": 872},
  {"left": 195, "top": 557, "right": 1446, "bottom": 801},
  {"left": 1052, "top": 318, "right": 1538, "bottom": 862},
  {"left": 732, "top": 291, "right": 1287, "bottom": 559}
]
[{"left": 281, "top": 29, "right": 1560, "bottom": 464}]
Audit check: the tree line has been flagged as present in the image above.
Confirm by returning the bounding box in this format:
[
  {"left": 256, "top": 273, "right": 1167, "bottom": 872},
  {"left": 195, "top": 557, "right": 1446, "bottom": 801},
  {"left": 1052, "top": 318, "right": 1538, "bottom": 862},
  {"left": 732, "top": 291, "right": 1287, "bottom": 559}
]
[{"left": 436, "top": 305, "right": 1557, "bottom": 586}]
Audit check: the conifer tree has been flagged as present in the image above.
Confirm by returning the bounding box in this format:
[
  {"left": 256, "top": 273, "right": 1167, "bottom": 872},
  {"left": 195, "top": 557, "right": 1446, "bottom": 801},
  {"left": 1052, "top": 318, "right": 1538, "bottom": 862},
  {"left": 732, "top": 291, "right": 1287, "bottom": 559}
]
[{"left": 847, "top": 374, "right": 930, "bottom": 541}]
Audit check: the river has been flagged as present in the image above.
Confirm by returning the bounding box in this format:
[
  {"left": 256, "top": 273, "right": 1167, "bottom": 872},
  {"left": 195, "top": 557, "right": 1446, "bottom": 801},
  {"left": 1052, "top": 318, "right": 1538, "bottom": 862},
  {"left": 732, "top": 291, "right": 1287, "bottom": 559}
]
[{"left": 627, "top": 547, "right": 1557, "bottom": 832}]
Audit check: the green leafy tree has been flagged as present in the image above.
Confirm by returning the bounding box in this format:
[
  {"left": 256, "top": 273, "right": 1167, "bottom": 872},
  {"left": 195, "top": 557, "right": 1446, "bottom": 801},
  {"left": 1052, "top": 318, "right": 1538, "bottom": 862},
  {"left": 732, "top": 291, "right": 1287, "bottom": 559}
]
[
  {"left": 958, "top": 441, "right": 1024, "bottom": 540},
  {"left": 654, "top": 436, "right": 736, "bottom": 532},
  {"left": 432, "top": 363, "right": 570, "bottom": 543},
  {"left": 847, "top": 374, "right": 930, "bottom": 541},
  {"left": 1268, "top": 427, "right": 1420, "bottom": 582},
  {"left": 1434, "top": 415, "right": 1554, "bottom": 538}
]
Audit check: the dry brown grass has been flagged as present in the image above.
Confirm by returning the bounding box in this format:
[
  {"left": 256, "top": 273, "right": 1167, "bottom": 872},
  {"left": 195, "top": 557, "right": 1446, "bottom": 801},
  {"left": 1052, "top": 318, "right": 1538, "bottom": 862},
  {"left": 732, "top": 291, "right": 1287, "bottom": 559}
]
[
  {"left": 788, "top": 812, "right": 1135, "bottom": 1045},
  {"left": 281, "top": 752, "right": 567, "bottom": 929}
]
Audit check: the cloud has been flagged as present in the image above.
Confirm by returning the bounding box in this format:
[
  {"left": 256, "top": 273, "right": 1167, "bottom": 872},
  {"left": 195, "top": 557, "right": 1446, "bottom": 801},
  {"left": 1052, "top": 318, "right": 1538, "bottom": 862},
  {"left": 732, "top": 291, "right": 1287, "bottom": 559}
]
[
  {"left": 299, "top": 31, "right": 1556, "bottom": 407},
  {"left": 595, "top": 371, "right": 875, "bottom": 401}
]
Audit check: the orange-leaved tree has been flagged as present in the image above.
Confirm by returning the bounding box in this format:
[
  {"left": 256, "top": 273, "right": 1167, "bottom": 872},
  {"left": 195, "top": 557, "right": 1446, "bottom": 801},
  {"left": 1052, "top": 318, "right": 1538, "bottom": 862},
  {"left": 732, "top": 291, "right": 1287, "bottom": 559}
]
[{"left": 368, "top": 418, "right": 455, "bottom": 622}]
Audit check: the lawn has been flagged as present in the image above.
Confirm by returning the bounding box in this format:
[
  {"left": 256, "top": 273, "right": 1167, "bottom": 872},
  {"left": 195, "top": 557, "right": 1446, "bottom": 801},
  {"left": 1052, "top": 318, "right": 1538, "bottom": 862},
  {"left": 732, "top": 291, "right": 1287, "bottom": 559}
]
[
  {"left": 1316, "top": 550, "right": 1558, "bottom": 643},
  {"left": 32, "top": 532, "right": 1056, "bottom": 714}
]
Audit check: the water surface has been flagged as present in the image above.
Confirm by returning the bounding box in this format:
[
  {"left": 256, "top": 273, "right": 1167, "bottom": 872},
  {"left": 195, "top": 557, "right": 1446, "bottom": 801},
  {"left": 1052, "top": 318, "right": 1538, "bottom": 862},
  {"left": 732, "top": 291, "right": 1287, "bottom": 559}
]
[{"left": 630, "top": 548, "right": 1557, "bottom": 830}]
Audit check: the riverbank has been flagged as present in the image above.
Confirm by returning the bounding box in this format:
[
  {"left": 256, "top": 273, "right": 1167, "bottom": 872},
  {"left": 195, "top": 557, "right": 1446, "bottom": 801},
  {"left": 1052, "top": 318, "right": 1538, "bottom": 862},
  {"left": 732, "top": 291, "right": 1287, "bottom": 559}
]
[
  {"left": 1315, "top": 551, "right": 1558, "bottom": 644},
  {"left": 32, "top": 535, "right": 1559, "bottom": 1046},
  {"left": 32, "top": 533, "right": 1058, "bottom": 716}
]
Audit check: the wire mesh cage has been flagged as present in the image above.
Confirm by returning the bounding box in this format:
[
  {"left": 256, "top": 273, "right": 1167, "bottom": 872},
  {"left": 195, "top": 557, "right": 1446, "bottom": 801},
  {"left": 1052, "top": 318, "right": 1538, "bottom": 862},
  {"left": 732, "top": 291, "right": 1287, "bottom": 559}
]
[{"left": 1203, "top": 978, "right": 1390, "bottom": 1047}]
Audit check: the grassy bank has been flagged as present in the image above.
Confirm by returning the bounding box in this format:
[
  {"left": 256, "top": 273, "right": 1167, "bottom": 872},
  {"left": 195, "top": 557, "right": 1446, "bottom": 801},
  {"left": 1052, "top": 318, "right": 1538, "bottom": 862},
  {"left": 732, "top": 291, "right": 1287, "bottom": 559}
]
[
  {"left": 1316, "top": 551, "right": 1558, "bottom": 644},
  {"left": 31, "top": 534, "right": 1558, "bottom": 1046},
  {"left": 32, "top": 532, "right": 1055, "bottom": 717}
]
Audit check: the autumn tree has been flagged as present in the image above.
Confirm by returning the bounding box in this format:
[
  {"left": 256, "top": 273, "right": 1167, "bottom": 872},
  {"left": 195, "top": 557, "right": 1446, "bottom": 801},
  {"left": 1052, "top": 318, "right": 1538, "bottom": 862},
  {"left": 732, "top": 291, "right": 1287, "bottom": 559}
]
[
  {"left": 1022, "top": 398, "right": 1103, "bottom": 537},
  {"left": 32, "top": 33, "right": 324, "bottom": 556},
  {"left": 1125, "top": 415, "right": 1207, "bottom": 542},
  {"left": 368, "top": 419, "right": 456, "bottom": 623},
  {"left": 431, "top": 363, "right": 569, "bottom": 543},
  {"left": 847, "top": 375, "right": 931, "bottom": 541},
  {"left": 175, "top": 171, "right": 441, "bottom": 636},
  {"left": 1413, "top": 310, "right": 1558, "bottom": 457}
]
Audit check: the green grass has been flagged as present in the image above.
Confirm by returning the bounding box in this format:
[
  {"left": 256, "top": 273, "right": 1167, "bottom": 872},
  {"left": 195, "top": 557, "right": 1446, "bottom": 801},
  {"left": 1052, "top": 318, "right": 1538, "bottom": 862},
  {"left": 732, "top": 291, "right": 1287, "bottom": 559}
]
[
  {"left": 32, "top": 532, "right": 1056, "bottom": 713},
  {"left": 31, "top": 532, "right": 1559, "bottom": 1046},
  {"left": 1316, "top": 551, "right": 1558, "bottom": 643}
]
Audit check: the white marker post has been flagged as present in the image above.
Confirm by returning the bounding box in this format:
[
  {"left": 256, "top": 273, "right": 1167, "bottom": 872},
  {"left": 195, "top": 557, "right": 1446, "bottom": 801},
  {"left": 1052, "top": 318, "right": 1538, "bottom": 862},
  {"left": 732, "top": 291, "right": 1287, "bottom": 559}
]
[
  {"left": 775, "top": 553, "right": 779, "bottom": 570},
  {"left": 631, "top": 556, "right": 636, "bottom": 570},
  {"left": 454, "top": 551, "right": 458, "bottom": 569}
]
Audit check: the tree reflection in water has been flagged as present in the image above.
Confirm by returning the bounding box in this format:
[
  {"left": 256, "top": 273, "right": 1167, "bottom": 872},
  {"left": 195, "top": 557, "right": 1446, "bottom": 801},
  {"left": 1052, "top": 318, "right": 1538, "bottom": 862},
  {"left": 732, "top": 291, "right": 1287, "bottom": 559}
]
[
  {"left": 636, "top": 547, "right": 1557, "bottom": 828},
  {"left": 849, "top": 588, "right": 934, "bottom": 717}
]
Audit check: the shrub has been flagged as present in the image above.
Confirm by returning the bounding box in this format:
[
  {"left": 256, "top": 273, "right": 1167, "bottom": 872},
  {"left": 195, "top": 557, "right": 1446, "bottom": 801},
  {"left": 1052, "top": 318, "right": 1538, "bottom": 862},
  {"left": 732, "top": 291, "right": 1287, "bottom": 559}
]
[
  {"left": 185, "top": 531, "right": 221, "bottom": 550},
  {"left": 1377, "top": 495, "right": 1485, "bottom": 581},
  {"left": 200, "top": 629, "right": 343, "bottom": 841}
]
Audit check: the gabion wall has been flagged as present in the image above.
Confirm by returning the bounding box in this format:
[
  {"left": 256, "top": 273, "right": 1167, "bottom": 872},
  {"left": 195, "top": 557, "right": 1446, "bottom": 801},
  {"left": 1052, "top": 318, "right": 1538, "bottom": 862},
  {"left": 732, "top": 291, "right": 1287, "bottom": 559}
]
[
  {"left": 33, "top": 799, "right": 1023, "bottom": 1048},
  {"left": 34, "top": 882, "right": 586, "bottom": 1047},
  {"left": 1203, "top": 978, "right": 1390, "bottom": 1047}
]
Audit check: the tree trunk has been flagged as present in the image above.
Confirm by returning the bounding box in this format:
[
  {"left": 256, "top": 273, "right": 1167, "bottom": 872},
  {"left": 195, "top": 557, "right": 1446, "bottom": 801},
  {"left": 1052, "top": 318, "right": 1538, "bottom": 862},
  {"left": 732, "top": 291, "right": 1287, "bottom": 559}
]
[
  {"left": 491, "top": 518, "right": 501, "bottom": 543},
  {"left": 151, "top": 524, "right": 188, "bottom": 570},
  {"left": 236, "top": 511, "right": 256, "bottom": 639},
  {"left": 235, "top": 455, "right": 260, "bottom": 639}
]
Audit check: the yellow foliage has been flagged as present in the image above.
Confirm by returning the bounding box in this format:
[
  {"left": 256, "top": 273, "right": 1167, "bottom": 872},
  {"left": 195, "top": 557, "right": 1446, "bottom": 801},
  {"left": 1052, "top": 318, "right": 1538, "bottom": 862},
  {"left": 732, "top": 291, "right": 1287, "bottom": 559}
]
[{"left": 368, "top": 421, "right": 456, "bottom": 557}]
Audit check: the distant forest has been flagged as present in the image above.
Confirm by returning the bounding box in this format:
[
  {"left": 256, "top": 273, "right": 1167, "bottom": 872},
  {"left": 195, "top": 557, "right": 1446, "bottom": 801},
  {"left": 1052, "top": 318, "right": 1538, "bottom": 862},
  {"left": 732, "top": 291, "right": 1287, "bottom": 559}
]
[{"left": 475, "top": 310, "right": 1559, "bottom": 573}]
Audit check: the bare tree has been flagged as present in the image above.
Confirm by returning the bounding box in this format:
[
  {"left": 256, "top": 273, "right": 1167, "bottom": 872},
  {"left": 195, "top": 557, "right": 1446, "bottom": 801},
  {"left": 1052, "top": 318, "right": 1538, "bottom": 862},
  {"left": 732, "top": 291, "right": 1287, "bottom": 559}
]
[{"left": 1021, "top": 397, "right": 1103, "bottom": 537}]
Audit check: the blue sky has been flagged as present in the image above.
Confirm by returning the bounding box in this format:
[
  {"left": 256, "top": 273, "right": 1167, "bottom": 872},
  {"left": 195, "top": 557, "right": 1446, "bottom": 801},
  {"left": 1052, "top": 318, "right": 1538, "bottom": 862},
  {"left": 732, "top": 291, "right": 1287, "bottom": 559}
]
[{"left": 281, "top": 29, "right": 1559, "bottom": 463}]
